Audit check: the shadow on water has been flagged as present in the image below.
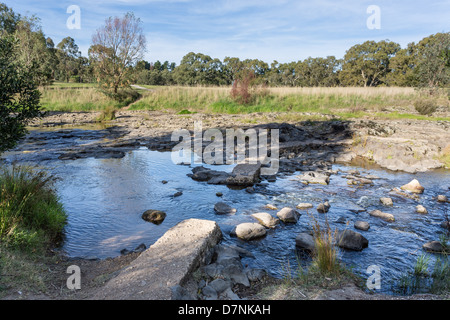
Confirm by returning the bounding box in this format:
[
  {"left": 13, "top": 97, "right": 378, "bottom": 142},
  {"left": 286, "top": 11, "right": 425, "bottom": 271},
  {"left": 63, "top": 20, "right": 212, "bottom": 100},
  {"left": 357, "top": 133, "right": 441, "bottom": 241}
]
[{"left": 1, "top": 120, "right": 449, "bottom": 295}]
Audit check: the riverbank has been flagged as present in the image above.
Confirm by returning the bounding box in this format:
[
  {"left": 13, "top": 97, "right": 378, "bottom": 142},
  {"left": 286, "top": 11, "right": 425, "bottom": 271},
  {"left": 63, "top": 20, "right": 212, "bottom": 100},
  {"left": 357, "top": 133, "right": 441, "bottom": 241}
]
[
  {"left": 1, "top": 110, "right": 449, "bottom": 300},
  {"left": 29, "top": 110, "right": 450, "bottom": 172}
]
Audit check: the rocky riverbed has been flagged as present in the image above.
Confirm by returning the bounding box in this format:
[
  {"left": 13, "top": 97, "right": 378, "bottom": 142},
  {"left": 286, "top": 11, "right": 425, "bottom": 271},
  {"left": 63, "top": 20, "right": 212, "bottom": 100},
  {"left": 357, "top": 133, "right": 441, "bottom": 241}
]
[{"left": 1, "top": 110, "right": 449, "bottom": 300}]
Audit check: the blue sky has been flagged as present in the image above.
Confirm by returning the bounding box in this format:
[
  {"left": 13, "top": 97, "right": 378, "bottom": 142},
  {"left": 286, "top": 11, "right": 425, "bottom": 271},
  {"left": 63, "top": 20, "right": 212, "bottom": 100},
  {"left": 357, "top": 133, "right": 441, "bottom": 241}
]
[{"left": 4, "top": 0, "right": 450, "bottom": 64}]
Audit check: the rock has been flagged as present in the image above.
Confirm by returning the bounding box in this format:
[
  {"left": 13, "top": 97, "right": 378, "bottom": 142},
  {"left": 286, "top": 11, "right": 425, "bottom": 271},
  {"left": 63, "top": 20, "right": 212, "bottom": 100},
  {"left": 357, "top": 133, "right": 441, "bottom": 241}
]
[
  {"left": 133, "top": 243, "right": 147, "bottom": 253},
  {"left": 437, "top": 195, "right": 448, "bottom": 202},
  {"left": 171, "top": 285, "right": 197, "bottom": 300},
  {"left": 400, "top": 179, "right": 424, "bottom": 194},
  {"left": 188, "top": 166, "right": 230, "bottom": 184},
  {"left": 214, "top": 202, "right": 237, "bottom": 215},
  {"left": 216, "top": 192, "right": 223, "bottom": 197},
  {"left": 276, "top": 207, "right": 301, "bottom": 223},
  {"left": 208, "top": 278, "right": 232, "bottom": 295},
  {"left": 369, "top": 210, "right": 395, "bottom": 222},
  {"left": 142, "top": 210, "right": 166, "bottom": 224},
  {"left": 346, "top": 202, "right": 366, "bottom": 213},
  {"left": 317, "top": 201, "right": 331, "bottom": 213},
  {"left": 246, "top": 268, "right": 267, "bottom": 282},
  {"left": 335, "top": 216, "right": 347, "bottom": 224},
  {"left": 222, "top": 264, "right": 250, "bottom": 287},
  {"left": 297, "top": 171, "right": 330, "bottom": 185},
  {"left": 226, "top": 163, "right": 261, "bottom": 186},
  {"left": 265, "top": 204, "right": 278, "bottom": 210},
  {"left": 416, "top": 205, "right": 428, "bottom": 214},
  {"left": 295, "top": 232, "right": 315, "bottom": 251},
  {"left": 162, "top": 180, "right": 168, "bottom": 184},
  {"left": 232, "top": 223, "right": 267, "bottom": 241},
  {"left": 354, "top": 221, "right": 370, "bottom": 231},
  {"left": 336, "top": 229, "right": 369, "bottom": 251},
  {"left": 173, "top": 191, "right": 183, "bottom": 197},
  {"left": 296, "top": 203, "right": 313, "bottom": 210},
  {"left": 423, "top": 241, "right": 446, "bottom": 253},
  {"left": 441, "top": 221, "right": 450, "bottom": 230},
  {"left": 202, "top": 285, "right": 218, "bottom": 300},
  {"left": 251, "top": 212, "right": 279, "bottom": 229},
  {"left": 380, "top": 197, "right": 393, "bottom": 206}
]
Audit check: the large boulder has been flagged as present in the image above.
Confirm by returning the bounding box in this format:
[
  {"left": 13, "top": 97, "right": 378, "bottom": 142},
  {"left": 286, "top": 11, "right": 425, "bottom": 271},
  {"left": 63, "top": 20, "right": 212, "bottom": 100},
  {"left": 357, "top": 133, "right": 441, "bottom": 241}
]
[
  {"left": 226, "top": 163, "right": 261, "bottom": 186},
  {"left": 400, "top": 179, "right": 424, "bottom": 194},
  {"left": 232, "top": 223, "right": 267, "bottom": 241},
  {"left": 276, "top": 207, "right": 301, "bottom": 223},
  {"left": 369, "top": 210, "right": 395, "bottom": 222},
  {"left": 336, "top": 229, "right": 369, "bottom": 251},
  {"left": 251, "top": 212, "right": 279, "bottom": 229},
  {"left": 295, "top": 232, "right": 315, "bottom": 252}
]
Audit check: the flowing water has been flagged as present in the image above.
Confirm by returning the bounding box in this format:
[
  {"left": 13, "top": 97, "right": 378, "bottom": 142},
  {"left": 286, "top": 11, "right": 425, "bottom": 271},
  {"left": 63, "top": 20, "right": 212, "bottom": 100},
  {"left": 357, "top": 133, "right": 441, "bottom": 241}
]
[{"left": 2, "top": 127, "right": 449, "bottom": 294}]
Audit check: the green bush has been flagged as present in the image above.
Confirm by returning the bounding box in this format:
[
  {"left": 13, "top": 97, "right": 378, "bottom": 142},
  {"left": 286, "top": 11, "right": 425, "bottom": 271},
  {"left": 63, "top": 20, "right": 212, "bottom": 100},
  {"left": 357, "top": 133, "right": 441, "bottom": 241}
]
[
  {"left": 414, "top": 99, "right": 438, "bottom": 115},
  {"left": 0, "top": 166, "right": 67, "bottom": 250}
]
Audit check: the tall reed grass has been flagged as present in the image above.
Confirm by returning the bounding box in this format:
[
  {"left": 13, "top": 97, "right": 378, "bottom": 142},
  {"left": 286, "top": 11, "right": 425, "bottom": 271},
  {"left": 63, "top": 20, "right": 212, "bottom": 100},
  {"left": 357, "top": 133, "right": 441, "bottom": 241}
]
[{"left": 0, "top": 165, "right": 67, "bottom": 249}]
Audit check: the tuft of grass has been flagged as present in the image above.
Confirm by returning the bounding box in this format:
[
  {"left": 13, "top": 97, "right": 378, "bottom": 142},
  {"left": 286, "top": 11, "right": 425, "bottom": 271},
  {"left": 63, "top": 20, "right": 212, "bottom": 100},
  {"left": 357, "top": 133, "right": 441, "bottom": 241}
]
[
  {"left": 96, "top": 105, "right": 117, "bottom": 122},
  {"left": 414, "top": 98, "right": 438, "bottom": 116},
  {"left": 0, "top": 165, "right": 67, "bottom": 250},
  {"left": 309, "top": 214, "right": 341, "bottom": 276},
  {"left": 414, "top": 254, "right": 430, "bottom": 276}
]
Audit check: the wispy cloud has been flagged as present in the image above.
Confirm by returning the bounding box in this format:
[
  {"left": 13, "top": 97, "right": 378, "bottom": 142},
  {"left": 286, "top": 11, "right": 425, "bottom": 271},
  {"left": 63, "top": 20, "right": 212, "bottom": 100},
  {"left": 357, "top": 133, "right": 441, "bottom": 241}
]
[{"left": 4, "top": 0, "right": 449, "bottom": 64}]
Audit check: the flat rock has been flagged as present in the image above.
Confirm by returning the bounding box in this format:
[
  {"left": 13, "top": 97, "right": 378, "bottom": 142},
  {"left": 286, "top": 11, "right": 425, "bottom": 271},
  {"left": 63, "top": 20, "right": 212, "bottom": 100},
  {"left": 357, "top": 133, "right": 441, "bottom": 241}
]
[
  {"left": 423, "top": 241, "right": 446, "bottom": 253},
  {"left": 251, "top": 212, "right": 279, "bottom": 229},
  {"left": 91, "top": 219, "right": 222, "bottom": 300},
  {"left": 296, "top": 203, "right": 313, "bottom": 210},
  {"left": 297, "top": 171, "right": 330, "bottom": 185},
  {"left": 369, "top": 210, "right": 395, "bottom": 222}
]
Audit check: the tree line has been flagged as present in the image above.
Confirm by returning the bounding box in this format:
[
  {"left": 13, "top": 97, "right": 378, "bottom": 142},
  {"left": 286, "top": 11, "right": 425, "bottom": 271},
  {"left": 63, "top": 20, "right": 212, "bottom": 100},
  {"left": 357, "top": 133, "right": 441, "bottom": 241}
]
[{"left": 1, "top": 2, "right": 449, "bottom": 92}]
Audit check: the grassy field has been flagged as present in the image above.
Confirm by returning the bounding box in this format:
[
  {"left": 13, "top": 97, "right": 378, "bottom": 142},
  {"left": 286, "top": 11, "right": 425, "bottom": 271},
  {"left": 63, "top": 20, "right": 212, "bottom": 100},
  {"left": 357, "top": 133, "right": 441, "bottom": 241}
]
[{"left": 39, "top": 83, "right": 450, "bottom": 120}]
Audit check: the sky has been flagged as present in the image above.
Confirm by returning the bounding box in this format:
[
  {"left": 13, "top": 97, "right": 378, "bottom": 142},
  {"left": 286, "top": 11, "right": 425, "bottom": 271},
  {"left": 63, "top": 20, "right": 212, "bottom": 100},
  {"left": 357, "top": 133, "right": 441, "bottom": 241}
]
[{"left": 4, "top": 0, "right": 450, "bottom": 65}]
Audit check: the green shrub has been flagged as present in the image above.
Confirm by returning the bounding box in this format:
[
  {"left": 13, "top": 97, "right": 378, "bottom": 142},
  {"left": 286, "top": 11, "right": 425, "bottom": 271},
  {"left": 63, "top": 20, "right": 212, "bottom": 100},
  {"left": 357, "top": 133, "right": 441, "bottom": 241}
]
[
  {"left": 97, "top": 105, "right": 117, "bottom": 122},
  {"left": 0, "top": 166, "right": 67, "bottom": 250},
  {"left": 414, "top": 99, "right": 438, "bottom": 115}
]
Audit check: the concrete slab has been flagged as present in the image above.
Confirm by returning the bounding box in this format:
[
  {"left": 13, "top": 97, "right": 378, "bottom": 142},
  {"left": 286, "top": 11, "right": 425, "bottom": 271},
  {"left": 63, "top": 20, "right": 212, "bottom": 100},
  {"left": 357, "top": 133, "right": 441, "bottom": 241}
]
[{"left": 91, "top": 219, "right": 222, "bottom": 300}]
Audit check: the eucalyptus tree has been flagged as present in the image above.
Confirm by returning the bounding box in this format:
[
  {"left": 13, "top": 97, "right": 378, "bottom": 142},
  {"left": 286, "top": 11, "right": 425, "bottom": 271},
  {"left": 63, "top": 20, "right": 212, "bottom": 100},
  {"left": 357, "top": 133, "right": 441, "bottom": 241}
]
[{"left": 89, "top": 12, "right": 146, "bottom": 96}]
